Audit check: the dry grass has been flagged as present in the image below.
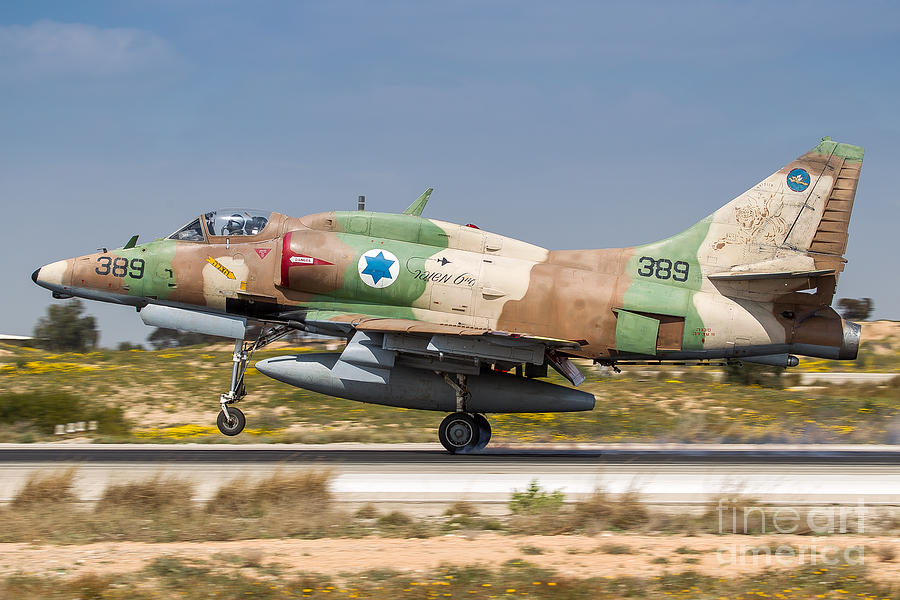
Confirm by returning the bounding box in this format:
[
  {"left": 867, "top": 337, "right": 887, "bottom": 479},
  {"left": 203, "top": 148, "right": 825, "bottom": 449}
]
[
  {"left": 444, "top": 501, "right": 479, "bottom": 517},
  {"left": 11, "top": 467, "right": 77, "bottom": 507},
  {"left": 354, "top": 503, "right": 379, "bottom": 519},
  {"left": 703, "top": 495, "right": 766, "bottom": 535},
  {"left": 207, "top": 469, "right": 332, "bottom": 517},
  {"left": 505, "top": 488, "right": 654, "bottom": 535},
  {"left": 570, "top": 489, "right": 650, "bottom": 532},
  {"left": 2, "top": 471, "right": 898, "bottom": 545},
  {"left": 875, "top": 544, "right": 897, "bottom": 562},
  {"left": 0, "top": 469, "right": 344, "bottom": 544},
  {"left": 598, "top": 543, "right": 633, "bottom": 554},
  {"left": 98, "top": 476, "right": 194, "bottom": 512}
]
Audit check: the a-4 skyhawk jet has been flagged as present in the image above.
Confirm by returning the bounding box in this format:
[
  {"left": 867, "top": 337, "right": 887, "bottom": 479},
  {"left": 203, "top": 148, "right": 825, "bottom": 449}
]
[{"left": 33, "top": 137, "right": 864, "bottom": 453}]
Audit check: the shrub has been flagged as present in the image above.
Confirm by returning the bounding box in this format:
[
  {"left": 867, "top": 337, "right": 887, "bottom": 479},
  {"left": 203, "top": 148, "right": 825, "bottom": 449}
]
[
  {"left": 875, "top": 544, "right": 896, "bottom": 562},
  {"left": 599, "top": 544, "right": 633, "bottom": 555},
  {"left": 0, "top": 392, "right": 128, "bottom": 435},
  {"left": 444, "top": 501, "right": 479, "bottom": 516},
  {"left": 610, "top": 491, "right": 650, "bottom": 529},
  {"left": 377, "top": 511, "right": 413, "bottom": 527},
  {"left": 207, "top": 470, "right": 332, "bottom": 517},
  {"left": 12, "top": 468, "right": 77, "bottom": 507},
  {"left": 98, "top": 476, "right": 194, "bottom": 512},
  {"left": 509, "top": 480, "right": 564, "bottom": 514},
  {"left": 355, "top": 503, "right": 379, "bottom": 519},
  {"left": 571, "top": 489, "right": 649, "bottom": 531}
]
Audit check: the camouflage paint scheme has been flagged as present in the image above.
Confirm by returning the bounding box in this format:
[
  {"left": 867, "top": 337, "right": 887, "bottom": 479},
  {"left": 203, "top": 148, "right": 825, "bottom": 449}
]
[{"left": 34, "top": 138, "right": 863, "bottom": 365}]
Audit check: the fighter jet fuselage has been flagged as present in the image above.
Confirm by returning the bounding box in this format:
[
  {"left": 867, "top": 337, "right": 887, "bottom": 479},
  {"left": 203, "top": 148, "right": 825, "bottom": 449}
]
[{"left": 32, "top": 137, "right": 865, "bottom": 452}]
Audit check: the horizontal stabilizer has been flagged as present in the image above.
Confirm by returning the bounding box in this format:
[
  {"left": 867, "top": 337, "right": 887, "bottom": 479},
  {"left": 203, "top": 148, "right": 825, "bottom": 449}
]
[
  {"left": 708, "top": 269, "right": 835, "bottom": 281},
  {"left": 707, "top": 268, "right": 838, "bottom": 303}
]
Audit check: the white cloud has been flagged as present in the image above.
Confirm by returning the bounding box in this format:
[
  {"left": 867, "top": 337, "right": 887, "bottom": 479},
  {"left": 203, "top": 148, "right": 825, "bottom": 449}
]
[{"left": 0, "top": 20, "right": 177, "bottom": 78}]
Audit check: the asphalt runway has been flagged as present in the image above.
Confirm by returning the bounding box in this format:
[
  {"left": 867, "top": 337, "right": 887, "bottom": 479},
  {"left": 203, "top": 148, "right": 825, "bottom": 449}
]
[
  {"left": 1, "top": 444, "right": 899, "bottom": 508},
  {"left": 2, "top": 443, "right": 900, "bottom": 464}
]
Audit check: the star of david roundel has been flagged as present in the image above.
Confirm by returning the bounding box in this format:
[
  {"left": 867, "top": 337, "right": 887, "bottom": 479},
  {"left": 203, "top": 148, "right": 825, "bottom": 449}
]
[{"left": 357, "top": 249, "right": 400, "bottom": 289}]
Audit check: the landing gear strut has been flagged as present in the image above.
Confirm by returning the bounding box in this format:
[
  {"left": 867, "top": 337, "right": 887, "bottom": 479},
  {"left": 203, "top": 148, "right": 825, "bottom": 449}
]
[
  {"left": 436, "top": 371, "right": 492, "bottom": 453},
  {"left": 215, "top": 324, "right": 295, "bottom": 436}
]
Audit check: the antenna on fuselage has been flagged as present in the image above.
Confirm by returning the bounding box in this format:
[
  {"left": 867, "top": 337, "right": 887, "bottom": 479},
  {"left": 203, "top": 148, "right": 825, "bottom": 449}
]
[{"left": 358, "top": 195, "right": 365, "bottom": 211}]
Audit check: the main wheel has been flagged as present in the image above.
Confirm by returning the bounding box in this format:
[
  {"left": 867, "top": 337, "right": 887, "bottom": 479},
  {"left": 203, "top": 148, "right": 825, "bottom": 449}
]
[
  {"left": 474, "top": 413, "right": 492, "bottom": 450},
  {"left": 217, "top": 406, "right": 246, "bottom": 436},
  {"left": 438, "top": 412, "right": 479, "bottom": 454}
]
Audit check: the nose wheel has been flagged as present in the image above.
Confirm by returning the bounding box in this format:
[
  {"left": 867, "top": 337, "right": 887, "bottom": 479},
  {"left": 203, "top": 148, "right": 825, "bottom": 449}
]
[
  {"left": 438, "top": 412, "right": 492, "bottom": 454},
  {"left": 217, "top": 406, "right": 246, "bottom": 436}
]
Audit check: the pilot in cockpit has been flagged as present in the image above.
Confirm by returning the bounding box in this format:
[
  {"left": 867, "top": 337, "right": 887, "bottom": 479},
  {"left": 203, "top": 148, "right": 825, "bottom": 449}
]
[
  {"left": 169, "top": 209, "right": 270, "bottom": 241},
  {"left": 222, "top": 213, "right": 246, "bottom": 236}
]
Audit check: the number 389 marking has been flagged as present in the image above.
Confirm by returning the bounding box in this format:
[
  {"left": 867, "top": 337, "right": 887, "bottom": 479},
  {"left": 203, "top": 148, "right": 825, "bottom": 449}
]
[
  {"left": 637, "top": 256, "right": 690, "bottom": 282},
  {"left": 95, "top": 256, "right": 145, "bottom": 279}
]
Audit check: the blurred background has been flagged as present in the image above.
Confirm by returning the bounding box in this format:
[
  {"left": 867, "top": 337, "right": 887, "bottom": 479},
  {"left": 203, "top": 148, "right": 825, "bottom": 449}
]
[{"left": 1, "top": 1, "right": 897, "bottom": 347}]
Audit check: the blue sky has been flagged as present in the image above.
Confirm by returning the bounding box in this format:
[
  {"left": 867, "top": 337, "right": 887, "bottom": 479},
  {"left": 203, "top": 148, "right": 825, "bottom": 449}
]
[{"left": 2, "top": 1, "right": 899, "bottom": 346}]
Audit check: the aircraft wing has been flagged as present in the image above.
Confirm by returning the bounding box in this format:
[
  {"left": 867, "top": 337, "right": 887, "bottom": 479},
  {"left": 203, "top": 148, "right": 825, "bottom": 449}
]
[
  {"left": 356, "top": 317, "right": 582, "bottom": 347},
  {"left": 300, "top": 312, "right": 587, "bottom": 385}
]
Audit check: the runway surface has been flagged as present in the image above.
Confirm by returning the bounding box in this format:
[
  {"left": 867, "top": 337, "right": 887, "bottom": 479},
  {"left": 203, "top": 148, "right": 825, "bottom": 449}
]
[{"left": 1, "top": 443, "right": 898, "bottom": 507}]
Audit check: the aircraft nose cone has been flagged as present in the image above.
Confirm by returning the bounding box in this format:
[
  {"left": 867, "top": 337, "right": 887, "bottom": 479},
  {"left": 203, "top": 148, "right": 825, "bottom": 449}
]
[{"left": 31, "top": 259, "right": 71, "bottom": 292}]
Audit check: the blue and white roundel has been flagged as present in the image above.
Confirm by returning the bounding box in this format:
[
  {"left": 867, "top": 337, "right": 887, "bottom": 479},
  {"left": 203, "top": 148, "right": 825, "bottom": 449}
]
[
  {"left": 358, "top": 249, "right": 400, "bottom": 289},
  {"left": 786, "top": 168, "right": 811, "bottom": 192}
]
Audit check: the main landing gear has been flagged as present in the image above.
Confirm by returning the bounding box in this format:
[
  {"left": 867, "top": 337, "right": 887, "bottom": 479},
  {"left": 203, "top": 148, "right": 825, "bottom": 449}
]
[
  {"left": 437, "top": 372, "right": 492, "bottom": 453},
  {"left": 216, "top": 324, "right": 294, "bottom": 436},
  {"left": 438, "top": 412, "right": 492, "bottom": 454}
]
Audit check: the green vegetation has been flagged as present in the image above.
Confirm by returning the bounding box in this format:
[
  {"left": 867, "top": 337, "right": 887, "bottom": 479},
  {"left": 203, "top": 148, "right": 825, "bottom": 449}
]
[
  {"left": 509, "top": 480, "right": 565, "bottom": 514},
  {"left": 2, "top": 559, "right": 895, "bottom": 600},
  {"left": 0, "top": 323, "right": 898, "bottom": 444},
  {"left": 0, "top": 391, "right": 128, "bottom": 436},
  {"left": 147, "top": 327, "right": 221, "bottom": 349},
  {"left": 837, "top": 297, "right": 874, "bottom": 321},
  {"left": 32, "top": 299, "right": 98, "bottom": 352}
]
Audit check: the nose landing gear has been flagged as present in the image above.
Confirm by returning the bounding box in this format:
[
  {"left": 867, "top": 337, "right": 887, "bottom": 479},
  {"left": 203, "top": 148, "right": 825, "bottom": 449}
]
[{"left": 215, "top": 324, "right": 295, "bottom": 436}]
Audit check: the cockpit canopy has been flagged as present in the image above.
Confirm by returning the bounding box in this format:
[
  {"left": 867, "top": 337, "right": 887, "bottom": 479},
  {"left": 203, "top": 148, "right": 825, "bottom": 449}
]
[{"left": 169, "top": 209, "right": 271, "bottom": 242}]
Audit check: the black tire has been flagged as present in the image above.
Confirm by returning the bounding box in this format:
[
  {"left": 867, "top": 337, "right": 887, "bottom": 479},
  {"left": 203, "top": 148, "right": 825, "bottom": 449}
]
[
  {"left": 474, "top": 413, "right": 492, "bottom": 450},
  {"left": 438, "top": 412, "right": 479, "bottom": 454},
  {"left": 217, "top": 406, "right": 246, "bottom": 436}
]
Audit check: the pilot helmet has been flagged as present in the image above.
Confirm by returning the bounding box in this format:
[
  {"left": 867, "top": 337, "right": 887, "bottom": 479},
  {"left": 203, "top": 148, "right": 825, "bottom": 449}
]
[{"left": 224, "top": 213, "right": 245, "bottom": 235}]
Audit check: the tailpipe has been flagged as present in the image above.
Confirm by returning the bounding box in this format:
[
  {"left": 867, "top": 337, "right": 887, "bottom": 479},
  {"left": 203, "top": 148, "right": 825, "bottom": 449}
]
[
  {"left": 838, "top": 319, "right": 861, "bottom": 360},
  {"left": 791, "top": 309, "right": 862, "bottom": 361}
]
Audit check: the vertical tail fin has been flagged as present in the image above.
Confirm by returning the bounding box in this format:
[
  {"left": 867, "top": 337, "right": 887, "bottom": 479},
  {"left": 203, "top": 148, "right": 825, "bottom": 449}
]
[
  {"left": 781, "top": 137, "right": 864, "bottom": 259},
  {"left": 696, "top": 137, "right": 864, "bottom": 302}
]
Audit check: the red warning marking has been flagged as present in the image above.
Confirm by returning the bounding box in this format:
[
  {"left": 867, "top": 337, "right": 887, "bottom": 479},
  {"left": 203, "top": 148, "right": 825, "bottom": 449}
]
[
  {"left": 280, "top": 233, "right": 333, "bottom": 284},
  {"left": 255, "top": 248, "right": 271, "bottom": 260}
]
